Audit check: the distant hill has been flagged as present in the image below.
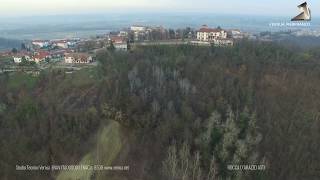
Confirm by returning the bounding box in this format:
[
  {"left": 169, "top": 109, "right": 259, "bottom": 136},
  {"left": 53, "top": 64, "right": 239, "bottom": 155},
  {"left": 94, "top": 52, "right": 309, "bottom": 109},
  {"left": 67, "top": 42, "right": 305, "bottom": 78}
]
[{"left": 0, "top": 37, "right": 22, "bottom": 51}]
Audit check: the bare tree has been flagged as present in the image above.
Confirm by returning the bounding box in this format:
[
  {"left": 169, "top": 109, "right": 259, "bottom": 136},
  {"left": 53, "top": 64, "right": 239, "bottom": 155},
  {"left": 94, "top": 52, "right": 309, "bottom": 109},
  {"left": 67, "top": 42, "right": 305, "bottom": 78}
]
[{"left": 207, "top": 154, "right": 218, "bottom": 180}]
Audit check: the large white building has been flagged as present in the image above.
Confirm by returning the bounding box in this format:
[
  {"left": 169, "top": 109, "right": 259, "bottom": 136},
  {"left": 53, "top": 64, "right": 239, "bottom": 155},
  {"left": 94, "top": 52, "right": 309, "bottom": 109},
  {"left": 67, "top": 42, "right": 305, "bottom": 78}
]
[
  {"left": 130, "top": 25, "right": 148, "bottom": 42},
  {"left": 197, "top": 26, "right": 227, "bottom": 42},
  {"left": 195, "top": 25, "right": 234, "bottom": 46}
]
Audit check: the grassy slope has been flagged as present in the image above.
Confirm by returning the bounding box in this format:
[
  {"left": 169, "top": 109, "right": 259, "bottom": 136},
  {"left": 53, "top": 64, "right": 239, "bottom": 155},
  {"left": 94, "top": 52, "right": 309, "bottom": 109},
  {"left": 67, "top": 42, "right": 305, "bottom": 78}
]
[{"left": 56, "top": 121, "right": 124, "bottom": 180}]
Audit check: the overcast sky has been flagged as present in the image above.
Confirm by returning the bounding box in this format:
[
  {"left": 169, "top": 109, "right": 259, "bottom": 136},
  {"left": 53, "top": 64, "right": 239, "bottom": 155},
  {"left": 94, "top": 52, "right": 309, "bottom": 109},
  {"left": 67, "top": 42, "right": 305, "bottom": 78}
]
[{"left": 1, "top": 0, "right": 319, "bottom": 17}]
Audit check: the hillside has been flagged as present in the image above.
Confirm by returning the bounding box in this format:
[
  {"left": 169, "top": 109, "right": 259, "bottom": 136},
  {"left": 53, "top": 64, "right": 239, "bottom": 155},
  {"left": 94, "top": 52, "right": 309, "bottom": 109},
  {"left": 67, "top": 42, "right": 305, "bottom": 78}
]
[{"left": 0, "top": 41, "right": 319, "bottom": 180}]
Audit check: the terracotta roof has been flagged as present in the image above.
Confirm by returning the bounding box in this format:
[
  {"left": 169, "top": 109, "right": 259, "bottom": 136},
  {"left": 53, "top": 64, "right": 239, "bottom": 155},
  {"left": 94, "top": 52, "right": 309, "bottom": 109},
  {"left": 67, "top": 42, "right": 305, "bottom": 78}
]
[
  {"left": 33, "top": 51, "right": 50, "bottom": 59},
  {"left": 110, "top": 36, "right": 125, "bottom": 44}
]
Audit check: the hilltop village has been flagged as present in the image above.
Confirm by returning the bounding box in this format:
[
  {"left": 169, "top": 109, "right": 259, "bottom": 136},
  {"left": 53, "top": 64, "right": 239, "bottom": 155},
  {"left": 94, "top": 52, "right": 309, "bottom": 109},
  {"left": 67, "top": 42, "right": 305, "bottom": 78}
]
[{"left": 0, "top": 25, "right": 249, "bottom": 68}]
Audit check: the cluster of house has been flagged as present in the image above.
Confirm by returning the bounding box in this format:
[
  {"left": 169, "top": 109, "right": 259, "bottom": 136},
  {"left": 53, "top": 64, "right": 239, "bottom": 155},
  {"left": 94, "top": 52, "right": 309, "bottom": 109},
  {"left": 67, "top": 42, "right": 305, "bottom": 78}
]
[
  {"left": 108, "top": 25, "right": 245, "bottom": 48},
  {"left": 105, "top": 25, "right": 169, "bottom": 51},
  {"left": 4, "top": 24, "right": 247, "bottom": 65},
  {"left": 13, "top": 50, "right": 51, "bottom": 64},
  {"left": 12, "top": 50, "right": 93, "bottom": 64},
  {"left": 9, "top": 38, "right": 94, "bottom": 64},
  {"left": 31, "top": 39, "right": 78, "bottom": 49}
]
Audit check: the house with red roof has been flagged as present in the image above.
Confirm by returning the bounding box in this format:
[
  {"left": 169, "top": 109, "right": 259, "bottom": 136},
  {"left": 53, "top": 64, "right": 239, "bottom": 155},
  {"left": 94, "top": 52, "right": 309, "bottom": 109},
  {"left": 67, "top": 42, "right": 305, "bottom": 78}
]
[
  {"left": 109, "top": 36, "right": 128, "bottom": 51},
  {"left": 196, "top": 25, "right": 227, "bottom": 42},
  {"left": 32, "top": 51, "right": 50, "bottom": 63}
]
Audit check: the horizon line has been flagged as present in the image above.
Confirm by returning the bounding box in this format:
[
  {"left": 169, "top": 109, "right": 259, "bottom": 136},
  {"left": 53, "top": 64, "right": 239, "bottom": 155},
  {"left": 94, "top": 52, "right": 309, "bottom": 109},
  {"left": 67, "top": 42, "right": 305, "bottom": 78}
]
[{"left": 1, "top": 10, "right": 320, "bottom": 19}]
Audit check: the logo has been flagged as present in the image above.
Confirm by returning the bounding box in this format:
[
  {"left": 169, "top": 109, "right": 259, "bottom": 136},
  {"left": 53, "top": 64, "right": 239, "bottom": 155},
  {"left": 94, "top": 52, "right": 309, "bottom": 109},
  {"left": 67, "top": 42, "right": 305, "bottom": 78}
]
[{"left": 291, "top": 2, "right": 311, "bottom": 21}]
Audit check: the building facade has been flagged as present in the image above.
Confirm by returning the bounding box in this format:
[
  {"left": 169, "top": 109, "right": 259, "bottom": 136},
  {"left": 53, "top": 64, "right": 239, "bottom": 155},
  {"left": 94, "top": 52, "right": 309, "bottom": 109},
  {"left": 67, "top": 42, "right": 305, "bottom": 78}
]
[
  {"left": 197, "top": 26, "right": 228, "bottom": 41},
  {"left": 110, "top": 36, "right": 128, "bottom": 51}
]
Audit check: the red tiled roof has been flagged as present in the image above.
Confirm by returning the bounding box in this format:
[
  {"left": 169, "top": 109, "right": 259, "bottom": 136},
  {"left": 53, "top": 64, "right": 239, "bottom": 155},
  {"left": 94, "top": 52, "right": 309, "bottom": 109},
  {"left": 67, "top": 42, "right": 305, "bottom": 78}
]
[
  {"left": 33, "top": 51, "right": 50, "bottom": 59},
  {"left": 110, "top": 36, "right": 125, "bottom": 44},
  {"left": 33, "top": 55, "right": 46, "bottom": 59}
]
